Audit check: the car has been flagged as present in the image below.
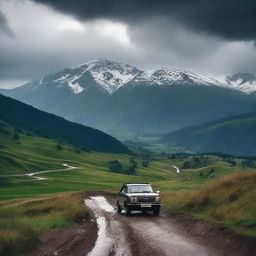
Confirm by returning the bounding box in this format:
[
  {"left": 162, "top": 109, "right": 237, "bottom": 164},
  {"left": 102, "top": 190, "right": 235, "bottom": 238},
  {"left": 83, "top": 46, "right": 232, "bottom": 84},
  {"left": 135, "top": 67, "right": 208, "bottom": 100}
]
[{"left": 116, "top": 183, "right": 161, "bottom": 216}]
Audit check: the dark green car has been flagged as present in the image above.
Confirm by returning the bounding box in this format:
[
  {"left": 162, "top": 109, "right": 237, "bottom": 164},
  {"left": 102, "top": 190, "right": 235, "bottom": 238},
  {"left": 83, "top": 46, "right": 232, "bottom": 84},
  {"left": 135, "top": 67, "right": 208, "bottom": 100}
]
[{"left": 117, "top": 183, "right": 161, "bottom": 216}]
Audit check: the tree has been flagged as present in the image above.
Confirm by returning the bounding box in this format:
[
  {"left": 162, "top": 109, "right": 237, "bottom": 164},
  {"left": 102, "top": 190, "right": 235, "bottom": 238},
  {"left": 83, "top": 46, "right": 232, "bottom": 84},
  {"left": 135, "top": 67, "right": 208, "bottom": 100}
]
[
  {"left": 142, "top": 160, "right": 149, "bottom": 168},
  {"left": 129, "top": 158, "right": 137, "bottom": 174},
  {"left": 109, "top": 160, "right": 122, "bottom": 173},
  {"left": 56, "top": 144, "right": 62, "bottom": 150},
  {"left": 13, "top": 127, "right": 20, "bottom": 140},
  {"left": 13, "top": 132, "right": 20, "bottom": 140},
  {"left": 74, "top": 147, "right": 81, "bottom": 154}
]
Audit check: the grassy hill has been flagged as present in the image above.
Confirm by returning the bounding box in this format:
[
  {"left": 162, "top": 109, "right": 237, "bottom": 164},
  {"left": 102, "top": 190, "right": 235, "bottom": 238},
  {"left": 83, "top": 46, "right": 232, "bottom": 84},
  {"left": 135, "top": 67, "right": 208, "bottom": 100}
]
[
  {"left": 162, "top": 171, "right": 256, "bottom": 237},
  {"left": 0, "top": 94, "right": 130, "bottom": 154},
  {"left": 164, "top": 112, "right": 256, "bottom": 156},
  {"left": 1, "top": 105, "right": 256, "bottom": 255}
]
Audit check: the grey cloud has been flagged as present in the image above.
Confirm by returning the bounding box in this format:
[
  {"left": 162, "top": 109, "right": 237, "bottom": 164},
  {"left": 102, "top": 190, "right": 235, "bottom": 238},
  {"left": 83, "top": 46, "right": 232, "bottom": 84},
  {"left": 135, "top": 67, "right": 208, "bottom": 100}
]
[
  {"left": 0, "top": 10, "right": 13, "bottom": 37},
  {"left": 32, "top": 0, "right": 256, "bottom": 41},
  {"left": 0, "top": 0, "right": 256, "bottom": 87}
]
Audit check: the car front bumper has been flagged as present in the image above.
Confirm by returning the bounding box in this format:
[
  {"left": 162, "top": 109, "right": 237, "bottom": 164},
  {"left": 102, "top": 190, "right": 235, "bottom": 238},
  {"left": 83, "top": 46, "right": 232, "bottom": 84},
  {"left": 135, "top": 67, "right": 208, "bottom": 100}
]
[{"left": 127, "top": 203, "right": 161, "bottom": 210}]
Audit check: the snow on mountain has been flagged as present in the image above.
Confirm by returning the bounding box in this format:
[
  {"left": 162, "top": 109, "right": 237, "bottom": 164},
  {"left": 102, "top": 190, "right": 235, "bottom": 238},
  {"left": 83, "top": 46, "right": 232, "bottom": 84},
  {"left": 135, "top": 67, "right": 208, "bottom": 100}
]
[
  {"left": 82, "top": 59, "right": 141, "bottom": 93},
  {"left": 40, "top": 59, "right": 141, "bottom": 94},
  {"left": 131, "top": 67, "right": 224, "bottom": 87},
  {"left": 34, "top": 59, "right": 256, "bottom": 95},
  {"left": 222, "top": 73, "right": 256, "bottom": 93}
]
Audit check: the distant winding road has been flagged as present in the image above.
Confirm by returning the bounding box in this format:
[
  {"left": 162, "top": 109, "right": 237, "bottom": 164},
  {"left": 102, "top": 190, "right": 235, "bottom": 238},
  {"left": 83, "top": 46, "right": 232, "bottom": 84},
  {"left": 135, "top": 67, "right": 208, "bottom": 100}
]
[{"left": 6, "top": 163, "right": 78, "bottom": 180}]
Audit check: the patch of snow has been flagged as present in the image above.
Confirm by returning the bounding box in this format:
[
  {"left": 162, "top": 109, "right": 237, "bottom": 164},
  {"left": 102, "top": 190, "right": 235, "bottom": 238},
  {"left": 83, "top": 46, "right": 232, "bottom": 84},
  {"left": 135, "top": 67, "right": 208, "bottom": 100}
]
[
  {"left": 53, "top": 74, "right": 69, "bottom": 83},
  {"left": 87, "top": 59, "right": 141, "bottom": 94},
  {"left": 133, "top": 67, "right": 224, "bottom": 87},
  {"left": 238, "top": 80, "right": 256, "bottom": 93},
  {"left": 68, "top": 81, "right": 84, "bottom": 94},
  {"left": 220, "top": 73, "right": 256, "bottom": 93},
  {"left": 39, "top": 77, "right": 44, "bottom": 85}
]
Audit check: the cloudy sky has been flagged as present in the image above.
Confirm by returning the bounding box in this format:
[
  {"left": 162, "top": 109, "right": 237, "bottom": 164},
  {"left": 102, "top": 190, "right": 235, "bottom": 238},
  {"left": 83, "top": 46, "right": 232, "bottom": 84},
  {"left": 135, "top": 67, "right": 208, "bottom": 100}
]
[{"left": 0, "top": 0, "right": 256, "bottom": 88}]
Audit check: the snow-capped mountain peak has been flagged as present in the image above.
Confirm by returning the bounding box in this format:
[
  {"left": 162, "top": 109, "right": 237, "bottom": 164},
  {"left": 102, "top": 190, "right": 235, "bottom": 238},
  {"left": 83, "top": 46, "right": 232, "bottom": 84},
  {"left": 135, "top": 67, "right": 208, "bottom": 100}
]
[
  {"left": 35, "top": 59, "right": 256, "bottom": 95},
  {"left": 42, "top": 59, "right": 141, "bottom": 94},
  {"left": 131, "top": 67, "right": 224, "bottom": 87},
  {"left": 222, "top": 73, "right": 256, "bottom": 93},
  {"left": 83, "top": 59, "right": 142, "bottom": 93}
]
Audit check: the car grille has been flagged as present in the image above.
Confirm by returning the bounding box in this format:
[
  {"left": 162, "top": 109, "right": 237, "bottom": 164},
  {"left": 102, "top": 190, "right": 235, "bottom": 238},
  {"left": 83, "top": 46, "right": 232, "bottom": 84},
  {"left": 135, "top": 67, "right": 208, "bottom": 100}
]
[{"left": 138, "top": 197, "right": 155, "bottom": 202}]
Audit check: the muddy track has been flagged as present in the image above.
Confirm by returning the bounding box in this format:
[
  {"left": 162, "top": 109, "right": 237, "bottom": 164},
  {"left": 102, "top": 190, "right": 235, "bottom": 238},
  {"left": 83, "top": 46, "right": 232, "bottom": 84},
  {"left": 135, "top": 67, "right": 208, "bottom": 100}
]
[{"left": 27, "top": 194, "right": 256, "bottom": 256}]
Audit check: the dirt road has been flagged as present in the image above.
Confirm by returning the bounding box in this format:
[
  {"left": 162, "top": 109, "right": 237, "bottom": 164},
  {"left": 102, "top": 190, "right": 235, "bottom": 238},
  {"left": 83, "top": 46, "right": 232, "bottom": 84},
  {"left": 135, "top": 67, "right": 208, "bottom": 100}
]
[
  {"left": 27, "top": 195, "right": 256, "bottom": 256},
  {"left": 7, "top": 163, "right": 78, "bottom": 180},
  {"left": 84, "top": 196, "right": 214, "bottom": 256}
]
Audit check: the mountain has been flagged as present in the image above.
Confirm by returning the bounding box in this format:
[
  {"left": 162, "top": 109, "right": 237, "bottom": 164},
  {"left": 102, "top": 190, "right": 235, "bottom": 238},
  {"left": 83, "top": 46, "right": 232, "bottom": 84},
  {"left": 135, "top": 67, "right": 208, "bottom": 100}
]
[
  {"left": 0, "top": 93, "right": 130, "bottom": 154},
  {"left": 163, "top": 112, "right": 256, "bottom": 156},
  {"left": 222, "top": 73, "right": 256, "bottom": 93},
  {"left": 2, "top": 59, "right": 256, "bottom": 134}
]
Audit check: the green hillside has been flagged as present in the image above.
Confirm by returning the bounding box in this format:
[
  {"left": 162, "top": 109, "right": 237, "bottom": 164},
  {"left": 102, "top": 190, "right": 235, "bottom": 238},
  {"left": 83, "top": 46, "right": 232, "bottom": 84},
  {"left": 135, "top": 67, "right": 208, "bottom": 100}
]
[
  {"left": 162, "top": 171, "right": 256, "bottom": 237},
  {"left": 1, "top": 98, "right": 256, "bottom": 256},
  {"left": 164, "top": 112, "right": 256, "bottom": 156},
  {"left": 1, "top": 116, "right": 256, "bottom": 256},
  {"left": 0, "top": 94, "right": 130, "bottom": 154}
]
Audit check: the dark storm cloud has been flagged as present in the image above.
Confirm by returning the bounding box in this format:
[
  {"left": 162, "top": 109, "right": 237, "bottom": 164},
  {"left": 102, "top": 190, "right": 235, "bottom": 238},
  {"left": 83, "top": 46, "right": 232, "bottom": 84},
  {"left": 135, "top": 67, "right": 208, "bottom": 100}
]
[
  {"left": 0, "top": 10, "right": 13, "bottom": 37},
  {"left": 33, "top": 0, "right": 256, "bottom": 41}
]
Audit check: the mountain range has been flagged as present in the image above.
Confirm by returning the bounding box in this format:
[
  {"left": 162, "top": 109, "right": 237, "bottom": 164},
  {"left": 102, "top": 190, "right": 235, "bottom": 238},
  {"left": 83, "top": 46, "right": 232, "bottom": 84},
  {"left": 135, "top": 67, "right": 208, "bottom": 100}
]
[{"left": 1, "top": 59, "right": 256, "bottom": 134}]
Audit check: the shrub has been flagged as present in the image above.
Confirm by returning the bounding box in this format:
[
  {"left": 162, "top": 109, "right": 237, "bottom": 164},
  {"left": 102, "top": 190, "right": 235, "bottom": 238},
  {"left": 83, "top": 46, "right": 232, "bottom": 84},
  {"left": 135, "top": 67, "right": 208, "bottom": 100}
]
[{"left": 109, "top": 160, "right": 122, "bottom": 172}]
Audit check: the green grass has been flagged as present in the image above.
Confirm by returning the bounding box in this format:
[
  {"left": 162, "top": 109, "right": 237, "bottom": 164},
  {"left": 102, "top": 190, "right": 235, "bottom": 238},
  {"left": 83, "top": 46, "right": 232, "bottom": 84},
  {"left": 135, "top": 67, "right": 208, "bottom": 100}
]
[
  {"left": 0, "top": 192, "right": 89, "bottom": 256},
  {"left": 1, "top": 125, "right": 255, "bottom": 200},
  {"left": 1, "top": 120, "right": 256, "bottom": 243},
  {"left": 162, "top": 171, "right": 256, "bottom": 237}
]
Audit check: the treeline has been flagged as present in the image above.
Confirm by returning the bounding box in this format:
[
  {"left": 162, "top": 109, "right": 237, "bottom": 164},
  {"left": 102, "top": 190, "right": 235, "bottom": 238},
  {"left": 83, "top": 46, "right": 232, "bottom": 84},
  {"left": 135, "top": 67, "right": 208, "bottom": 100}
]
[
  {"left": 108, "top": 158, "right": 137, "bottom": 174},
  {"left": 182, "top": 156, "right": 209, "bottom": 169},
  {"left": 0, "top": 94, "right": 130, "bottom": 154}
]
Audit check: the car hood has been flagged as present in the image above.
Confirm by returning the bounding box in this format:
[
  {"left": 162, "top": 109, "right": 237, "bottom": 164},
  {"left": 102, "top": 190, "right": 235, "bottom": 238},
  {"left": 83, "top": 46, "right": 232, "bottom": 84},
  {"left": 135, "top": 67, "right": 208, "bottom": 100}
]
[{"left": 126, "top": 193, "right": 159, "bottom": 197}]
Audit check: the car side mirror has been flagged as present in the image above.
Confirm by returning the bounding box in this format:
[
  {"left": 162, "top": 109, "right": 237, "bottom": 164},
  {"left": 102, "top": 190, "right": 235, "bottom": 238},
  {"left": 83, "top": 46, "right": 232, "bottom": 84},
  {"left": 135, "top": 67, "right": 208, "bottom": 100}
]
[{"left": 156, "top": 191, "right": 160, "bottom": 194}]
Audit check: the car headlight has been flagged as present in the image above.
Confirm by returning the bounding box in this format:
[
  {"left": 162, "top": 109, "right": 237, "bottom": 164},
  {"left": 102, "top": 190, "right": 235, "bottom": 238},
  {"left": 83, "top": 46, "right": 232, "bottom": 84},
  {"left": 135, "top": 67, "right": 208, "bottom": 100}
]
[
  {"left": 130, "top": 196, "right": 137, "bottom": 202},
  {"left": 155, "top": 196, "right": 160, "bottom": 202}
]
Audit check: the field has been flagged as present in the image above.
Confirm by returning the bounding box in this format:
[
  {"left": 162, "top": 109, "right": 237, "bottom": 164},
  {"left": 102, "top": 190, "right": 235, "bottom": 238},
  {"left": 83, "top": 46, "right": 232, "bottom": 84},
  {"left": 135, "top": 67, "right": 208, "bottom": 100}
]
[
  {"left": 1, "top": 129, "right": 253, "bottom": 201},
  {"left": 1, "top": 121, "right": 256, "bottom": 255}
]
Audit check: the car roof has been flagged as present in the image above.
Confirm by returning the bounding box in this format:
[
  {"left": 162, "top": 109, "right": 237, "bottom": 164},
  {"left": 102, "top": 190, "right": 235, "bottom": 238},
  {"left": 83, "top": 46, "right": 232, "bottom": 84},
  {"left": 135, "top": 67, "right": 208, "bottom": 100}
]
[{"left": 123, "top": 183, "right": 150, "bottom": 186}]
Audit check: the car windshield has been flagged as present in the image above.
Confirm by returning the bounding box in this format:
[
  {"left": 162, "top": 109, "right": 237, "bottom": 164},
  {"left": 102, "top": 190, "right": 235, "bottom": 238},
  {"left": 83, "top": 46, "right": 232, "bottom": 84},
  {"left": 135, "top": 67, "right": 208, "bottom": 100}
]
[{"left": 127, "top": 184, "right": 153, "bottom": 193}]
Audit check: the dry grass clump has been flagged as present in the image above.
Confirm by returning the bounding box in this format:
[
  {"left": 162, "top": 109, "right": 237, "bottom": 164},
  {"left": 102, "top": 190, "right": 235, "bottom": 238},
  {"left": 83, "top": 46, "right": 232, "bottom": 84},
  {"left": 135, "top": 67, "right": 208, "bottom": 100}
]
[
  {"left": 162, "top": 172, "right": 256, "bottom": 236},
  {"left": 0, "top": 192, "right": 89, "bottom": 255}
]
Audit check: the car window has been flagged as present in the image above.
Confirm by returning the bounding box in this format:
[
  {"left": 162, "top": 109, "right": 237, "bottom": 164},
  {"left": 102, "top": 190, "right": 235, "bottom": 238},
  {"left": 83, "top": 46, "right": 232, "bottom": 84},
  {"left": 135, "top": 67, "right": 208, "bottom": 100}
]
[
  {"left": 121, "top": 186, "right": 127, "bottom": 193},
  {"left": 127, "top": 185, "right": 153, "bottom": 193}
]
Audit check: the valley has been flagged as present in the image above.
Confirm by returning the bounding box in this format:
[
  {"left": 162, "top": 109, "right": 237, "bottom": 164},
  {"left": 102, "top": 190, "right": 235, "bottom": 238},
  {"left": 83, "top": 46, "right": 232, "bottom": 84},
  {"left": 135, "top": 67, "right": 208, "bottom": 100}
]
[
  {"left": 1, "top": 1, "right": 256, "bottom": 255},
  {"left": 1, "top": 60, "right": 256, "bottom": 255},
  {"left": 1, "top": 111, "right": 256, "bottom": 255}
]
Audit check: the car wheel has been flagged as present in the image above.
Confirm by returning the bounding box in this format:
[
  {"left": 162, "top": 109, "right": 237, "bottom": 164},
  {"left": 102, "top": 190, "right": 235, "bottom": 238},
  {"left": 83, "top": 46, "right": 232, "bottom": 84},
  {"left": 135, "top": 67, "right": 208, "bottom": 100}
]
[
  {"left": 153, "top": 207, "right": 160, "bottom": 216},
  {"left": 125, "top": 204, "right": 131, "bottom": 216},
  {"left": 117, "top": 202, "right": 122, "bottom": 214}
]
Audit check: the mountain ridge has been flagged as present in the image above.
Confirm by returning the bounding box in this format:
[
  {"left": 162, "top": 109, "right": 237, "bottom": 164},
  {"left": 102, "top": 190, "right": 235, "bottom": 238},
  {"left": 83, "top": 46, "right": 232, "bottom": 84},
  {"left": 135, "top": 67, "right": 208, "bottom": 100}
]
[
  {"left": 8, "top": 58, "right": 253, "bottom": 95},
  {"left": 163, "top": 111, "right": 256, "bottom": 156},
  {"left": 0, "top": 93, "right": 130, "bottom": 154},
  {"left": 2, "top": 59, "right": 256, "bottom": 134}
]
